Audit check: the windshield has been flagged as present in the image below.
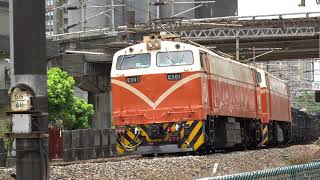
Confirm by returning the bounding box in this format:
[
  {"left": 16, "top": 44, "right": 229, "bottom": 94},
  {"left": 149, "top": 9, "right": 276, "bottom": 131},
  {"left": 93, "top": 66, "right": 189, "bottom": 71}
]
[
  {"left": 116, "top": 53, "right": 151, "bottom": 70},
  {"left": 157, "top": 50, "right": 193, "bottom": 67}
]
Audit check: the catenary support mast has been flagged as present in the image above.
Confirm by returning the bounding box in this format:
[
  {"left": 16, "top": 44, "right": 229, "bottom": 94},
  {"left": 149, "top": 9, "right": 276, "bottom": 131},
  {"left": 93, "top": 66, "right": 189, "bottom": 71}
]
[{"left": 9, "top": 0, "right": 49, "bottom": 179}]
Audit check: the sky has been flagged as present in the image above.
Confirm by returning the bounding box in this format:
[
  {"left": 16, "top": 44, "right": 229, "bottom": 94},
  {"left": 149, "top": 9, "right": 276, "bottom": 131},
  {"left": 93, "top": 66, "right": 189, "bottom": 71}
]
[{"left": 238, "top": 0, "right": 320, "bottom": 16}]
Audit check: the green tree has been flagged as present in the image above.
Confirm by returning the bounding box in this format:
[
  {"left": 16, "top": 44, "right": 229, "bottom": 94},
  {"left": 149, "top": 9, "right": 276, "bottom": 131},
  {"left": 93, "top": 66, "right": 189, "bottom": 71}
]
[
  {"left": 0, "top": 106, "right": 9, "bottom": 137},
  {"left": 48, "top": 67, "right": 94, "bottom": 130},
  {"left": 296, "top": 92, "right": 320, "bottom": 113}
]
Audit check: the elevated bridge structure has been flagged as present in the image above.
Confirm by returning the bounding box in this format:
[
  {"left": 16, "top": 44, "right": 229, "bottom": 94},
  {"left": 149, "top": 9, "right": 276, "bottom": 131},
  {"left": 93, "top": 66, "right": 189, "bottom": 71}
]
[{"left": 50, "top": 12, "right": 320, "bottom": 62}]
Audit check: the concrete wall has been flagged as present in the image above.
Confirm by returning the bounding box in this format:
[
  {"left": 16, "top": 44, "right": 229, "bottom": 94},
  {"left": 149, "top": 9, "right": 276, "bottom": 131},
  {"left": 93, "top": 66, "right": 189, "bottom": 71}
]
[
  {"left": 0, "top": 3, "right": 9, "bottom": 35},
  {"left": 251, "top": 59, "right": 315, "bottom": 107},
  {"left": 0, "top": 1, "right": 9, "bottom": 53},
  {"left": 0, "top": 60, "right": 9, "bottom": 90}
]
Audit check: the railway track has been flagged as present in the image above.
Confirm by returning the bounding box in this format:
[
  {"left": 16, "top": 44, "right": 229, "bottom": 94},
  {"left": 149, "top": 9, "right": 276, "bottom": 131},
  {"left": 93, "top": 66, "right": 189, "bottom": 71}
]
[
  {"left": 48, "top": 144, "right": 320, "bottom": 180},
  {"left": 51, "top": 155, "right": 144, "bottom": 167},
  {"left": 50, "top": 142, "right": 300, "bottom": 167}
]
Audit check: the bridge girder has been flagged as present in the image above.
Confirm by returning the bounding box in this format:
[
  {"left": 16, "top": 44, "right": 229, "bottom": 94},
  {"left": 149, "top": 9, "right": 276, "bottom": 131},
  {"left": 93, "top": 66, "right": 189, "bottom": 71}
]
[{"left": 50, "top": 13, "right": 320, "bottom": 63}]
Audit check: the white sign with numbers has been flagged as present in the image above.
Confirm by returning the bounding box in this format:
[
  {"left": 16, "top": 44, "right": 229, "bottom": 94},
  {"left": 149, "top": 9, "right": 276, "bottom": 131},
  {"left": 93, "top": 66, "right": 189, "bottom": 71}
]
[{"left": 11, "top": 91, "right": 31, "bottom": 112}]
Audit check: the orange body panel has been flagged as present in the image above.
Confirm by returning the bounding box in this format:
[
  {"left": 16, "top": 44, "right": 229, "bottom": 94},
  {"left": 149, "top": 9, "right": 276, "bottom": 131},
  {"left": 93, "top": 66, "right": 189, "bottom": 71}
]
[
  {"left": 112, "top": 71, "right": 262, "bottom": 126},
  {"left": 269, "top": 91, "right": 292, "bottom": 122},
  {"left": 210, "top": 76, "right": 258, "bottom": 119},
  {"left": 112, "top": 72, "right": 205, "bottom": 126},
  {"left": 260, "top": 87, "right": 270, "bottom": 123},
  {"left": 260, "top": 88, "right": 291, "bottom": 123}
]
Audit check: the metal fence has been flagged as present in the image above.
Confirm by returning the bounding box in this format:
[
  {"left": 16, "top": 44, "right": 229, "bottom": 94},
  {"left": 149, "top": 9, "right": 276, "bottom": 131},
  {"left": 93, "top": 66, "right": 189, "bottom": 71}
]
[
  {"left": 61, "top": 128, "right": 116, "bottom": 161},
  {"left": 201, "top": 162, "right": 320, "bottom": 180}
]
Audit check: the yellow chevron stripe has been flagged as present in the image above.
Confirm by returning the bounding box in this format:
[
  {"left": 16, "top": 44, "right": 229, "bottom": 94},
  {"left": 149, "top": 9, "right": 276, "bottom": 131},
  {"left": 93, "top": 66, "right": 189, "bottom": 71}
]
[
  {"left": 164, "top": 133, "right": 170, "bottom": 141},
  {"left": 170, "top": 124, "right": 176, "bottom": 132},
  {"left": 138, "top": 126, "right": 151, "bottom": 142},
  {"left": 258, "top": 124, "right": 269, "bottom": 146},
  {"left": 193, "top": 132, "right": 205, "bottom": 150},
  {"left": 127, "top": 129, "right": 140, "bottom": 142},
  {"left": 187, "top": 120, "right": 193, "bottom": 126},
  {"left": 181, "top": 121, "right": 202, "bottom": 148},
  {"left": 262, "top": 126, "right": 268, "bottom": 135},
  {"left": 122, "top": 136, "right": 131, "bottom": 146},
  {"left": 261, "top": 136, "right": 268, "bottom": 145},
  {"left": 180, "top": 128, "right": 185, "bottom": 139},
  {"left": 188, "top": 121, "right": 202, "bottom": 143},
  {"left": 116, "top": 143, "right": 125, "bottom": 155},
  {"left": 163, "top": 123, "right": 169, "bottom": 129}
]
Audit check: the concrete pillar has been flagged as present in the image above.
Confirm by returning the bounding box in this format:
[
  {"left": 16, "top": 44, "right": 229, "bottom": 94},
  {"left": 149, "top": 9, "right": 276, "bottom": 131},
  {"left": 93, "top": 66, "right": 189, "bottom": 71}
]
[
  {"left": 89, "top": 89, "right": 112, "bottom": 129},
  {"left": 53, "top": 0, "right": 64, "bottom": 34}
]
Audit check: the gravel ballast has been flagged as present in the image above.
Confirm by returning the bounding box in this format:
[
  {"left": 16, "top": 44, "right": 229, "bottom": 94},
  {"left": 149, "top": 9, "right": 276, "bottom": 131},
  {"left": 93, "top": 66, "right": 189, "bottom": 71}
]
[{"left": 1, "top": 144, "right": 320, "bottom": 180}]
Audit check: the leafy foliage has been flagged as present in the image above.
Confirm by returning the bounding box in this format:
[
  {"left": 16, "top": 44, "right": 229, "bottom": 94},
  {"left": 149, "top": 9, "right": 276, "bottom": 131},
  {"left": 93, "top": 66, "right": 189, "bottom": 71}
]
[
  {"left": 296, "top": 92, "right": 320, "bottom": 113},
  {"left": 48, "top": 68, "right": 94, "bottom": 130},
  {"left": 0, "top": 106, "right": 9, "bottom": 138}
]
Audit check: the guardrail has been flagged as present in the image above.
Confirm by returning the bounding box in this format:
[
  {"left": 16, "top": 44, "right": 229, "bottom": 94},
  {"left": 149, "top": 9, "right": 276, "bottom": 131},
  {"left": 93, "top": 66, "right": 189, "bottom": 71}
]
[{"left": 200, "top": 162, "right": 320, "bottom": 180}]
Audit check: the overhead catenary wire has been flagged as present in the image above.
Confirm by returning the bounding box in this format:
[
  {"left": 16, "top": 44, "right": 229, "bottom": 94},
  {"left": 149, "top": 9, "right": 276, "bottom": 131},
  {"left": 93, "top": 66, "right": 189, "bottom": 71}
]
[{"left": 48, "top": 0, "right": 212, "bottom": 34}]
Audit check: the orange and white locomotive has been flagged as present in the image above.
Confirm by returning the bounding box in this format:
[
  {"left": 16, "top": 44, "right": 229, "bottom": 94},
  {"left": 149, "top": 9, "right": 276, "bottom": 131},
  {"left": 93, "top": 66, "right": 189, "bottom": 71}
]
[{"left": 111, "top": 35, "right": 291, "bottom": 155}]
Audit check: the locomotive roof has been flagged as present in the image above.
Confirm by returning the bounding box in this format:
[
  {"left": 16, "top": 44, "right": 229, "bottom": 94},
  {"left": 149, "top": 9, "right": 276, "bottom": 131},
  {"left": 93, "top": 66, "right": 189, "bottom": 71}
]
[{"left": 113, "top": 40, "right": 286, "bottom": 84}]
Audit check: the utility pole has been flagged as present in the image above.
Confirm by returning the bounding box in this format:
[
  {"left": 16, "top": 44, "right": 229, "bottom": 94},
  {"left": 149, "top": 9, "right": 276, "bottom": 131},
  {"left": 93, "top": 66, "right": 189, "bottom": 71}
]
[
  {"left": 9, "top": 0, "right": 48, "bottom": 179},
  {"left": 171, "top": 0, "right": 175, "bottom": 17},
  {"left": 81, "top": 0, "right": 86, "bottom": 31},
  {"left": 54, "top": 0, "right": 64, "bottom": 34},
  {"left": 145, "top": 0, "right": 150, "bottom": 23},
  {"left": 156, "top": 0, "right": 160, "bottom": 19},
  {"left": 111, "top": 0, "right": 115, "bottom": 29}
]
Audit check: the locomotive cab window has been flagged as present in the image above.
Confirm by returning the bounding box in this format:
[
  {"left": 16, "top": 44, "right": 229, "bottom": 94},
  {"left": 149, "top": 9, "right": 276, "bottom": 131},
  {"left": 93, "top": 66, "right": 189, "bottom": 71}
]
[
  {"left": 256, "top": 72, "right": 262, "bottom": 85},
  {"left": 157, "top": 50, "right": 193, "bottom": 67},
  {"left": 116, "top": 53, "right": 151, "bottom": 70}
]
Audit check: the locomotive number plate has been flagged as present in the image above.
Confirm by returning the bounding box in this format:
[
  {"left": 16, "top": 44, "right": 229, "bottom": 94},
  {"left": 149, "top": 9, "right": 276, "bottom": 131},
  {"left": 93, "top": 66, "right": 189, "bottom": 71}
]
[
  {"left": 167, "top": 73, "right": 181, "bottom": 81},
  {"left": 127, "top": 76, "right": 140, "bottom": 84}
]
